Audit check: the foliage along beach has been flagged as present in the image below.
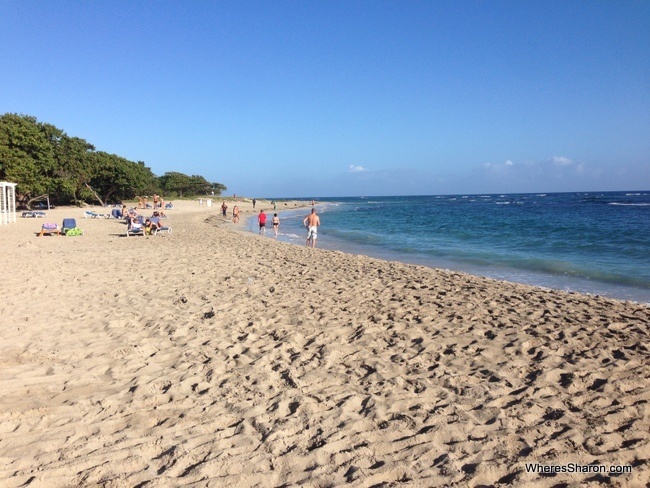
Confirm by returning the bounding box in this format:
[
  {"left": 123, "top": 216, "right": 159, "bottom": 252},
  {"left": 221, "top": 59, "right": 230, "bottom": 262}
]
[{"left": 0, "top": 113, "right": 227, "bottom": 208}]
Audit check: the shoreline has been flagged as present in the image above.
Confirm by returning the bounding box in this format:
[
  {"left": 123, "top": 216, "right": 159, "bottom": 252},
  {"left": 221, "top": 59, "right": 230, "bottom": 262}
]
[
  {"left": 1, "top": 199, "right": 648, "bottom": 486},
  {"left": 236, "top": 203, "right": 650, "bottom": 305}
]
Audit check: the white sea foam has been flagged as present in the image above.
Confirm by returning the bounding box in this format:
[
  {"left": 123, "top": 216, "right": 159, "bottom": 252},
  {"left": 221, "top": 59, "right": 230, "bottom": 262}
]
[
  {"left": 275, "top": 192, "right": 650, "bottom": 303},
  {"left": 609, "top": 202, "right": 650, "bottom": 206}
]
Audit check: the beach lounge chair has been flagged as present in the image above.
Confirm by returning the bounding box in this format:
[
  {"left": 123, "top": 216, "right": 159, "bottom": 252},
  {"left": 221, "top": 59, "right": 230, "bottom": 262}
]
[
  {"left": 149, "top": 217, "right": 172, "bottom": 235},
  {"left": 38, "top": 222, "right": 60, "bottom": 237},
  {"left": 62, "top": 218, "right": 83, "bottom": 236},
  {"left": 126, "top": 219, "right": 145, "bottom": 237},
  {"left": 84, "top": 210, "right": 108, "bottom": 219},
  {"left": 22, "top": 211, "right": 46, "bottom": 218}
]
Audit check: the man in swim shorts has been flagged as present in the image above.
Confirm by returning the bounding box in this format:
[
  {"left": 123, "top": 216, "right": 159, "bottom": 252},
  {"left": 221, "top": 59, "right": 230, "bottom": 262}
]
[
  {"left": 258, "top": 209, "right": 267, "bottom": 235},
  {"left": 303, "top": 208, "right": 320, "bottom": 248}
]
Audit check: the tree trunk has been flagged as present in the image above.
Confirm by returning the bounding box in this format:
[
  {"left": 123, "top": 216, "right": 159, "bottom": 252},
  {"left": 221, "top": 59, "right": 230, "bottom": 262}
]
[
  {"left": 84, "top": 183, "right": 106, "bottom": 207},
  {"left": 102, "top": 188, "right": 116, "bottom": 205},
  {"left": 26, "top": 194, "right": 49, "bottom": 210}
]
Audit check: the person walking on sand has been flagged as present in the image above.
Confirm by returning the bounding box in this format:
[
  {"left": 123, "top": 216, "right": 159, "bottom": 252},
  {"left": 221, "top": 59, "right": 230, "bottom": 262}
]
[
  {"left": 272, "top": 213, "right": 280, "bottom": 237},
  {"left": 252, "top": 198, "right": 256, "bottom": 209},
  {"left": 258, "top": 209, "right": 267, "bottom": 235},
  {"left": 221, "top": 201, "right": 228, "bottom": 217},
  {"left": 232, "top": 205, "right": 239, "bottom": 224},
  {"left": 303, "top": 208, "right": 320, "bottom": 248}
]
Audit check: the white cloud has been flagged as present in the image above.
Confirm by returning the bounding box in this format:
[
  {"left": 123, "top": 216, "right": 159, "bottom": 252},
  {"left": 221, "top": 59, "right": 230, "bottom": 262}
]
[
  {"left": 348, "top": 165, "right": 367, "bottom": 173},
  {"left": 476, "top": 155, "right": 600, "bottom": 192},
  {"left": 551, "top": 156, "right": 573, "bottom": 166},
  {"left": 483, "top": 160, "right": 514, "bottom": 171}
]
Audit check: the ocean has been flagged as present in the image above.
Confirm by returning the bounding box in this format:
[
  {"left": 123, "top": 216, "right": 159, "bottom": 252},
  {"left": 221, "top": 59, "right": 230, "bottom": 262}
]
[{"left": 247, "top": 191, "right": 650, "bottom": 304}]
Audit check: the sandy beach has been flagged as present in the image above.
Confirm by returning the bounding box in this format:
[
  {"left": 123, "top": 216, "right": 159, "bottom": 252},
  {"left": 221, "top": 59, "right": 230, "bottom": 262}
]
[{"left": 0, "top": 199, "right": 648, "bottom": 487}]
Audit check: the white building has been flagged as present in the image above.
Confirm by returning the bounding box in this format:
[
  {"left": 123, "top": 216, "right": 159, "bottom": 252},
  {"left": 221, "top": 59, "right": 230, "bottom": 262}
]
[{"left": 1, "top": 182, "right": 17, "bottom": 225}]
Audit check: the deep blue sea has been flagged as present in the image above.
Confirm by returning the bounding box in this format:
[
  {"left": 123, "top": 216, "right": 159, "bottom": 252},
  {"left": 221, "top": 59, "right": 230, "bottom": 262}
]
[{"left": 248, "top": 192, "right": 650, "bottom": 304}]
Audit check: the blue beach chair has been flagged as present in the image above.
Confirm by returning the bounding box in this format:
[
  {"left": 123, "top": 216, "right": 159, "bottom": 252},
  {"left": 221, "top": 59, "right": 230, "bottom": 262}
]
[
  {"left": 126, "top": 218, "right": 145, "bottom": 237},
  {"left": 62, "top": 218, "right": 83, "bottom": 236},
  {"left": 149, "top": 217, "right": 172, "bottom": 235}
]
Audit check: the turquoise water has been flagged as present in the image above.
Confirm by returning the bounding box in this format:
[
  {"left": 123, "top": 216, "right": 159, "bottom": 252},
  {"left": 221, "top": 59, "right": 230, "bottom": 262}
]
[{"left": 249, "top": 192, "right": 650, "bottom": 303}]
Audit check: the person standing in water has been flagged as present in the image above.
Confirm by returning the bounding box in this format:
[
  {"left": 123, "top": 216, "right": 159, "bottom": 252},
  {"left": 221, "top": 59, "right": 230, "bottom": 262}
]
[
  {"left": 272, "top": 213, "right": 280, "bottom": 237},
  {"left": 258, "top": 209, "right": 267, "bottom": 235},
  {"left": 302, "top": 208, "right": 320, "bottom": 248}
]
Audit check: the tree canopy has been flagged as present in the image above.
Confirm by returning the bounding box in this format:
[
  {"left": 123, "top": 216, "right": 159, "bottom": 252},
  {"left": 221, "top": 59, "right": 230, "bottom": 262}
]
[{"left": 0, "top": 113, "right": 227, "bottom": 208}]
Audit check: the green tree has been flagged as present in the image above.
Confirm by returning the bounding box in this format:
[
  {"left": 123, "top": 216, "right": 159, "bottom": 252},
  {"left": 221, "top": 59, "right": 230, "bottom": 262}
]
[
  {"left": 55, "top": 135, "right": 96, "bottom": 205},
  {"left": 87, "top": 152, "right": 158, "bottom": 205},
  {"left": 159, "top": 171, "right": 193, "bottom": 197},
  {"left": 189, "top": 175, "right": 212, "bottom": 195},
  {"left": 0, "top": 114, "right": 59, "bottom": 207},
  {"left": 211, "top": 182, "right": 228, "bottom": 196},
  {"left": 1, "top": 113, "right": 228, "bottom": 206}
]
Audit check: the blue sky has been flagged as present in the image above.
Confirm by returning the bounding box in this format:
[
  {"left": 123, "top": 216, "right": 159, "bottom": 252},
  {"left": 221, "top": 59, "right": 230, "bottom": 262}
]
[{"left": 1, "top": 1, "right": 648, "bottom": 197}]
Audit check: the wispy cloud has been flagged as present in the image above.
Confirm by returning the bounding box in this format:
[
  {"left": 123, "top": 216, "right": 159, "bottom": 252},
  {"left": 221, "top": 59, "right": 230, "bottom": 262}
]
[
  {"left": 484, "top": 157, "right": 582, "bottom": 173},
  {"left": 550, "top": 156, "right": 573, "bottom": 166},
  {"left": 483, "top": 160, "right": 514, "bottom": 171},
  {"left": 476, "top": 155, "right": 598, "bottom": 192},
  {"left": 348, "top": 165, "right": 367, "bottom": 173}
]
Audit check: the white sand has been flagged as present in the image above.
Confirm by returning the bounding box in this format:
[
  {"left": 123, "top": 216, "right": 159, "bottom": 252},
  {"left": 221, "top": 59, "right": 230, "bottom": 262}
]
[{"left": 0, "top": 199, "right": 648, "bottom": 487}]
